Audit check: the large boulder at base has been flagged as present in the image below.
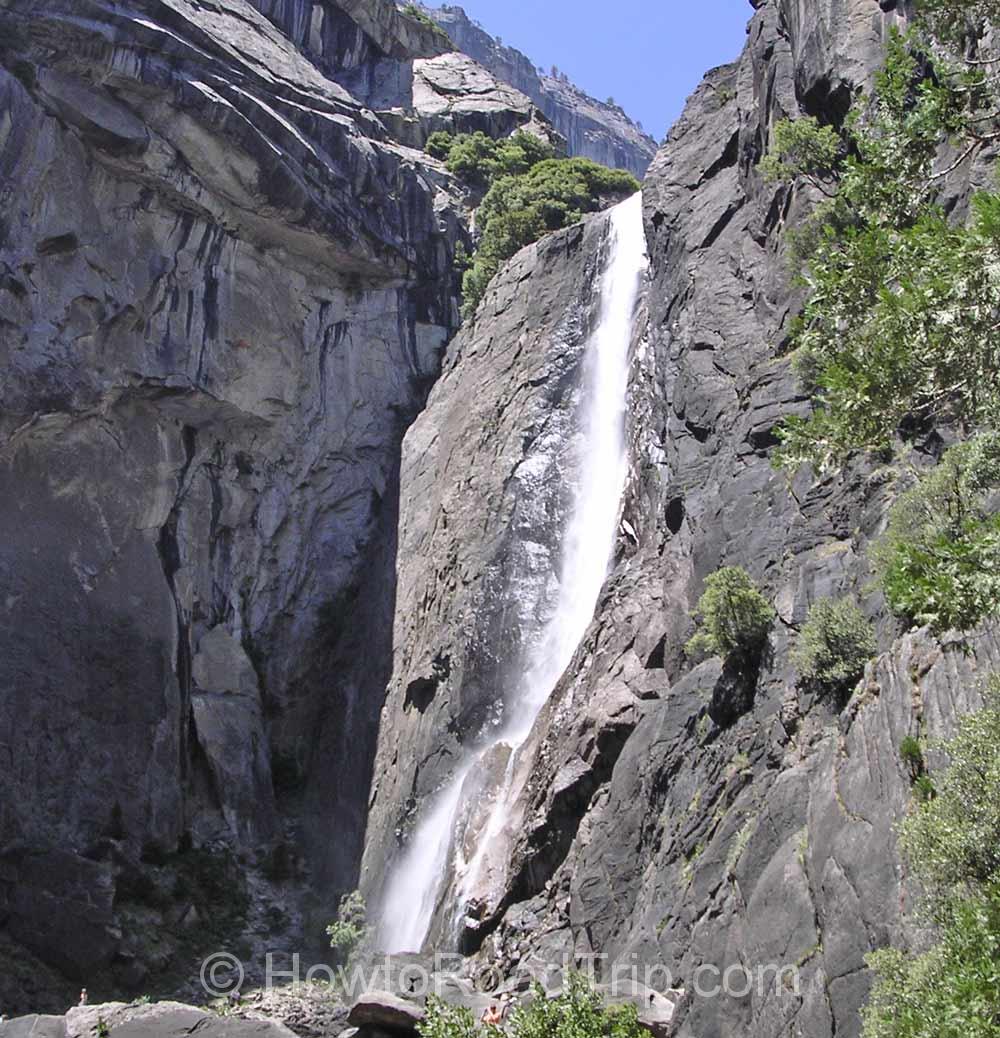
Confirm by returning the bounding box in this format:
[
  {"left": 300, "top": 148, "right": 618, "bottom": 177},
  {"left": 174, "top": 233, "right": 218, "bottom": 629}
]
[
  {"left": 61, "top": 1003, "right": 300, "bottom": 1038},
  {"left": 346, "top": 994, "right": 425, "bottom": 1034}
]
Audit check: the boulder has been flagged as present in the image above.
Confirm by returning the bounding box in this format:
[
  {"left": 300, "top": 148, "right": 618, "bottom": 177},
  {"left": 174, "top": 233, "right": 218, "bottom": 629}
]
[
  {"left": 2, "top": 1017, "right": 68, "bottom": 1038},
  {"left": 346, "top": 994, "right": 424, "bottom": 1034}
]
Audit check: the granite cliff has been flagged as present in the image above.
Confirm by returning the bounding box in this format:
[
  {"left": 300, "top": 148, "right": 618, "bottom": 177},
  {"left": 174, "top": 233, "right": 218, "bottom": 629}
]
[{"left": 1, "top": 1, "right": 994, "bottom": 1037}]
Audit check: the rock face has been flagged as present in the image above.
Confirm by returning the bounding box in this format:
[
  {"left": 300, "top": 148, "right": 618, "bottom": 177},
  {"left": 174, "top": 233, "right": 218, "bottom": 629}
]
[
  {"left": 411, "top": 53, "right": 563, "bottom": 147},
  {"left": 361, "top": 1, "right": 1000, "bottom": 1037},
  {"left": 248, "top": 1, "right": 558, "bottom": 149},
  {"left": 0, "top": 0, "right": 476, "bottom": 1006},
  {"left": 419, "top": 4, "right": 657, "bottom": 176},
  {"left": 0, "top": 0, "right": 627, "bottom": 1008}
]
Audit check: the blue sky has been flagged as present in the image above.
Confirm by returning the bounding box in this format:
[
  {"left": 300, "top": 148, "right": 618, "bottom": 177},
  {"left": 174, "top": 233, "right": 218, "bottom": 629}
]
[{"left": 443, "top": 0, "right": 753, "bottom": 142}]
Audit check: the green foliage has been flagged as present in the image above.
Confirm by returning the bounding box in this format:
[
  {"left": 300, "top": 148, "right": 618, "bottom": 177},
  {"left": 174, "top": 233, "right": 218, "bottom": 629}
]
[
  {"left": 916, "top": 0, "right": 1000, "bottom": 45},
  {"left": 326, "top": 891, "right": 367, "bottom": 962},
  {"left": 418, "top": 998, "right": 479, "bottom": 1038},
  {"left": 763, "top": 31, "right": 1000, "bottom": 470},
  {"left": 461, "top": 158, "right": 639, "bottom": 319},
  {"left": 686, "top": 566, "right": 775, "bottom": 661},
  {"left": 791, "top": 597, "right": 876, "bottom": 698},
  {"left": 420, "top": 977, "right": 645, "bottom": 1038},
  {"left": 900, "top": 735, "right": 925, "bottom": 776},
  {"left": 898, "top": 684, "right": 1000, "bottom": 901},
  {"left": 425, "top": 130, "right": 557, "bottom": 187},
  {"left": 913, "top": 774, "right": 937, "bottom": 803},
  {"left": 424, "top": 129, "right": 636, "bottom": 319},
  {"left": 761, "top": 116, "right": 841, "bottom": 187},
  {"left": 400, "top": 4, "right": 451, "bottom": 40},
  {"left": 864, "top": 886, "right": 1000, "bottom": 1038},
  {"left": 863, "top": 684, "right": 1000, "bottom": 1037},
  {"left": 873, "top": 433, "right": 1000, "bottom": 632},
  {"left": 453, "top": 241, "right": 472, "bottom": 275},
  {"left": 512, "top": 976, "right": 646, "bottom": 1038}
]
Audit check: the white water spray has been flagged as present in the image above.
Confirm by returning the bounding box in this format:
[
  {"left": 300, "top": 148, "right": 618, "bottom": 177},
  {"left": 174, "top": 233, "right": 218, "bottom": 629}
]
[
  {"left": 378, "top": 193, "right": 647, "bottom": 954},
  {"left": 376, "top": 762, "right": 473, "bottom": 955}
]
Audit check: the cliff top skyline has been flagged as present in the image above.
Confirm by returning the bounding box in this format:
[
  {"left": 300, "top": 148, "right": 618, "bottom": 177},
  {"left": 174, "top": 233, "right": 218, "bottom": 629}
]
[{"left": 428, "top": 0, "right": 752, "bottom": 139}]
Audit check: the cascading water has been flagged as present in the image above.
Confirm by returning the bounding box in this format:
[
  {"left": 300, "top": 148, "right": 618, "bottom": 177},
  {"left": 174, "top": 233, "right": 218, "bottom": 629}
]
[
  {"left": 376, "top": 762, "right": 473, "bottom": 955},
  {"left": 378, "top": 192, "right": 647, "bottom": 954}
]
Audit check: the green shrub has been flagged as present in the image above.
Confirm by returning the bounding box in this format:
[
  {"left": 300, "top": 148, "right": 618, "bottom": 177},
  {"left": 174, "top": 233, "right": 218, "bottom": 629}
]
[
  {"left": 420, "top": 976, "right": 646, "bottom": 1038},
  {"left": 760, "top": 116, "right": 841, "bottom": 188},
  {"left": 425, "top": 130, "right": 556, "bottom": 187},
  {"left": 898, "top": 683, "right": 1000, "bottom": 900},
  {"left": 425, "top": 130, "right": 637, "bottom": 320},
  {"left": 873, "top": 433, "right": 1000, "bottom": 632},
  {"left": 326, "top": 890, "right": 367, "bottom": 962},
  {"left": 511, "top": 975, "right": 646, "bottom": 1038},
  {"left": 913, "top": 775, "right": 937, "bottom": 803},
  {"left": 899, "top": 735, "right": 925, "bottom": 776},
  {"left": 764, "top": 30, "right": 1000, "bottom": 471},
  {"left": 865, "top": 885, "right": 1000, "bottom": 1038},
  {"left": 400, "top": 4, "right": 451, "bottom": 40},
  {"left": 461, "top": 158, "right": 639, "bottom": 318},
  {"left": 686, "top": 566, "right": 775, "bottom": 662},
  {"left": 418, "top": 998, "right": 478, "bottom": 1038},
  {"left": 917, "top": 0, "right": 1000, "bottom": 43},
  {"left": 791, "top": 597, "right": 876, "bottom": 698},
  {"left": 863, "top": 681, "right": 1000, "bottom": 1036}
]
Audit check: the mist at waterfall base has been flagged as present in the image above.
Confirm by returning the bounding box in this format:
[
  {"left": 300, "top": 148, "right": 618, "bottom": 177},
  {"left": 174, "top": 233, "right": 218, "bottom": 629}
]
[{"left": 377, "top": 193, "right": 648, "bottom": 955}]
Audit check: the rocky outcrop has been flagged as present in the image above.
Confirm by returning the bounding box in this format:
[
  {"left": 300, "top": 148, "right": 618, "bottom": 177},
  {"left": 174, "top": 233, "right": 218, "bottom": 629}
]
[
  {"left": 411, "top": 53, "right": 564, "bottom": 147},
  {"left": 418, "top": 4, "right": 657, "bottom": 176},
  {"left": 346, "top": 992, "right": 425, "bottom": 1033},
  {"left": 4, "top": 1003, "right": 300, "bottom": 1038},
  {"left": 246, "top": 0, "right": 449, "bottom": 109},
  {"left": 248, "top": 1, "right": 556, "bottom": 151}
]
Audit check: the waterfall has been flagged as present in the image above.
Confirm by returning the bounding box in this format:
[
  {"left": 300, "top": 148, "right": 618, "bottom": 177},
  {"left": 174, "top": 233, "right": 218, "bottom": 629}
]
[{"left": 377, "top": 192, "right": 647, "bottom": 955}]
